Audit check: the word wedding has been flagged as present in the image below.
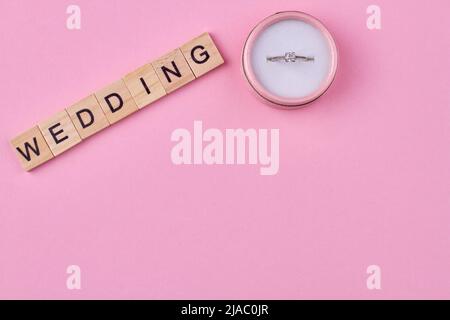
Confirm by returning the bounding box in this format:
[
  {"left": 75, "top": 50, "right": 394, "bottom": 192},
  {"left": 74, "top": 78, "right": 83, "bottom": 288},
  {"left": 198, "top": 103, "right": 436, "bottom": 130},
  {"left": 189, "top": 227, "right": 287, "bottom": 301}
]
[{"left": 11, "top": 33, "right": 224, "bottom": 171}]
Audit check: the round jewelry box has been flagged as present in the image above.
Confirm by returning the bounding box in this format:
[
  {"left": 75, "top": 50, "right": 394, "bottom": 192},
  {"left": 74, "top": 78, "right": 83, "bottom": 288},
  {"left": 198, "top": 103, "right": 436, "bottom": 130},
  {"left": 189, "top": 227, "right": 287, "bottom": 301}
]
[{"left": 242, "top": 11, "right": 338, "bottom": 108}]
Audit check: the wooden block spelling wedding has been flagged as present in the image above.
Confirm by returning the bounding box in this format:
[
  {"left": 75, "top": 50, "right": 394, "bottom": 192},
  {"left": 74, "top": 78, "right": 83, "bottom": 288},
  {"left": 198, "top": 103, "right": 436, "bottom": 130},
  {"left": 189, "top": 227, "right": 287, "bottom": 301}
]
[{"left": 10, "top": 33, "right": 224, "bottom": 171}]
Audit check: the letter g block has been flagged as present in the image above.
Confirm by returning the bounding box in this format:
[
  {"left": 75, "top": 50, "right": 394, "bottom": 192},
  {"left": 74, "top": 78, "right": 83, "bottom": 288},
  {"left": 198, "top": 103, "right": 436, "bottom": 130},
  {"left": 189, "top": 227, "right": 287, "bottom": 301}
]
[{"left": 180, "top": 32, "right": 224, "bottom": 78}]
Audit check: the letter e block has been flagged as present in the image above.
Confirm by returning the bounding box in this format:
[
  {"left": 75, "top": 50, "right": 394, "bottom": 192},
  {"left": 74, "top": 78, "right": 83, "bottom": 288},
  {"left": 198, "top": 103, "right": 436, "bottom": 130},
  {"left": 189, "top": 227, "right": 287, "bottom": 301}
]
[{"left": 38, "top": 110, "right": 82, "bottom": 156}]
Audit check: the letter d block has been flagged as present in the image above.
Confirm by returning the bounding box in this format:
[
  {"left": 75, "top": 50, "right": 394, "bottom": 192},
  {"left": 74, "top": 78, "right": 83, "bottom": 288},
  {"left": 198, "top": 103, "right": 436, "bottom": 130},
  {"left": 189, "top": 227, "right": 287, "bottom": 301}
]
[
  {"left": 10, "top": 126, "right": 54, "bottom": 171},
  {"left": 180, "top": 32, "right": 224, "bottom": 78},
  {"left": 95, "top": 79, "right": 138, "bottom": 124},
  {"left": 66, "top": 95, "right": 110, "bottom": 139},
  {"left": 39, "top": 110, "right": 82, "bottom": 156}
]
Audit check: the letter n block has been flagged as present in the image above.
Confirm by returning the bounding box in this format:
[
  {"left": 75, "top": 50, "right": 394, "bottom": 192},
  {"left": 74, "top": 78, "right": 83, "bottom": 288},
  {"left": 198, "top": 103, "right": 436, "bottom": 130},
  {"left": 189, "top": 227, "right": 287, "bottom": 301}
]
[
  {"left": 10, "top": 126, "right": 54, "bottom": 171},
  {"left": 66, "top": 95, "right": 110, "bottom": 139},
  {"left": 38, "top": 110, "right": 82, "bottom": 156},
  {"left": 180, "top": 32, "right": 224, "bottom": 78},
  {"left": 151, "top": 49, "right": 195, "bottom": 93},
  {"left": 95, "top": 79, "right": 138, "bottom": 124}
]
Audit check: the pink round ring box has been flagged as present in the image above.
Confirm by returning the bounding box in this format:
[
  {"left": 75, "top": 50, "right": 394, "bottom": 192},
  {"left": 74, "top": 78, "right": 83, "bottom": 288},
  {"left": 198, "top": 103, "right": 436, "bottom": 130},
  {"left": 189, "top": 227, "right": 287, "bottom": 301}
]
[{"left": 242, "top": 11, "right": 339, "bottom": 109}]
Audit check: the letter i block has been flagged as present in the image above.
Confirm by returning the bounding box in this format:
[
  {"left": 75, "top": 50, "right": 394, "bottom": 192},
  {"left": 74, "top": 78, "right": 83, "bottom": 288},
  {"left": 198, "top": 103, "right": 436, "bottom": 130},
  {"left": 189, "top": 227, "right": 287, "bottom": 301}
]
[
  {"left": 180, "top": 32, "right": 224, "bottom": 78},
  {"left": 95, "top": 79, "right": 138, "bottom": 124},
  {"left": 66, "top": 95, "right": 110, "bottom": 139},
  {"left": 151, "top": 49, "right": 195, "bottom": 93},
  {"left": 123, "top": 63, "right": 166, "bottom": 109},
  {"left": 38, "top": 110, "right": 82, "bottom": 156},
  {"left": 10, "top": 126, "right": 54, "bottom": 171}
]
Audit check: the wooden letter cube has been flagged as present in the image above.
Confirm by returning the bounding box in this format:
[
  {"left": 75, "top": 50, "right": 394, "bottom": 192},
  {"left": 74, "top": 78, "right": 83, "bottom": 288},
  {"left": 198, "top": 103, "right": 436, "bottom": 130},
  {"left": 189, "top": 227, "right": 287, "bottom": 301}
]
[
  {"left": 10, "top": 126, "right": 54, "bottom": 171},
  {"left": 180, "top": 32, "right": 224, "bottom": 78},
  {"left": 66, "top": 94, "right": 110, "bottom": 139},
  {"left": 95, "top": 79, "right": 138, "bottom": 124},
  {"left": 38, "top": 110, "right": 82, "bottom": 156},
  {"left": 151, "top": 49, "right": 195, "bottom": 93},
  {"left": 123, "top": 63, "right": 166, "bottom": 109}
]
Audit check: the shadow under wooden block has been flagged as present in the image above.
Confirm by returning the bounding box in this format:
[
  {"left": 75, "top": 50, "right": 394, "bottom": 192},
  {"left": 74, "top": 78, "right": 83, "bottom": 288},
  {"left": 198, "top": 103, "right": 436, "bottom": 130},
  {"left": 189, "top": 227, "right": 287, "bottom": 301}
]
[
  {"left": 151, "top": 49, "right": 195, "bottom": 94},
  {"left": 95, "top": 79, "right": 138, "bottom": 124},
  {"left": 66, "top": 94, "right": 110, "bottom": 139},
  {"left": 39, "top": 110, "right": 82, "bottom": 156},
  {"left": 10, "top": 126, "right": 54, "bottom": 171},
  {"left": 123, "top": 63, "right": 166, "bottom": 109},
  {"left": 180, "top": 32, "right": 224, "bottom": 78}
]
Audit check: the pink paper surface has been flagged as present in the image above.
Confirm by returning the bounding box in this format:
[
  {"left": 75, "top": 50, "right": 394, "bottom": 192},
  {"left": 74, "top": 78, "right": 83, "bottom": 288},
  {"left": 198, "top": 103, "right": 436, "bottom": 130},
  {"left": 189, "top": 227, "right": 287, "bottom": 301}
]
[{"left": 0, "top": 0, "right": 449, "bottom": 299}]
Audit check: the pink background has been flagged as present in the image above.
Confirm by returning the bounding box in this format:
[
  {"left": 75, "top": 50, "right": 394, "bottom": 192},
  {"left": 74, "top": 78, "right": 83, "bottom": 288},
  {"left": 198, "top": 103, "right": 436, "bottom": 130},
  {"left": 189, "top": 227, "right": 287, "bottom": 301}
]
[{"left": 1, "top": 0, "right": 449, "bottom": 299}]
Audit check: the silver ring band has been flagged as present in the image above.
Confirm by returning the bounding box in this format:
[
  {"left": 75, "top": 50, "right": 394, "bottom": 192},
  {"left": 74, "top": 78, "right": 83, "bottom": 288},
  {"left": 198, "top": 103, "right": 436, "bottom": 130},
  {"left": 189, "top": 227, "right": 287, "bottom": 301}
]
[{"left": 267, "top": 52, "right": 315, "bottom": 63}]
